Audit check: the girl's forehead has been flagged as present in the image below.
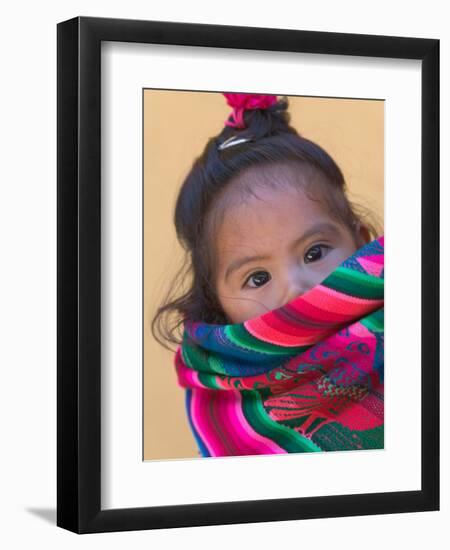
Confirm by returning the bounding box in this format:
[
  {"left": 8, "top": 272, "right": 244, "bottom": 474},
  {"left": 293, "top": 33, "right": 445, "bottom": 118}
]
[
  {"left": 223, "top": 161, "right": 326, "bottom": 209},
  {"left": 206, "top": 162, "right": 337, "bottom": 263},
  {"left": 218, "top": 183, "right": 327, "bottom": 233},
  {"left": 229, "top": 160, "right": 315, "bottom": 191}
]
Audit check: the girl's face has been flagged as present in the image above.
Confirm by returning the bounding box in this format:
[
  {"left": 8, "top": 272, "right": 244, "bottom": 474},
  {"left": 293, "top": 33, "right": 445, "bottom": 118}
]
[{"left": 214, "top": 183, "right": 368, "bottom": 325}]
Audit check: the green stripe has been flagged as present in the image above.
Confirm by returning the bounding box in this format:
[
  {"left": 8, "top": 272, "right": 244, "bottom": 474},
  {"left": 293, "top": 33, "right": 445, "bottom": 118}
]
[
  {"left": 360, "top": 308, "right": 384, "bottom": 333},
  {"left": 324, "top": 266, "right": 384, "bottom": 300},
  {"left": 197, "top": 371, "right": 222, "bottom": 389},
  {"left": 182, "top": 345, "right": 212, "bottom": 373},
  {"left": 241, "top": 391, "right": 322, "bottom": 453},
  {"left": 183, "top": 346, "right": 229, "bottom": 375}
]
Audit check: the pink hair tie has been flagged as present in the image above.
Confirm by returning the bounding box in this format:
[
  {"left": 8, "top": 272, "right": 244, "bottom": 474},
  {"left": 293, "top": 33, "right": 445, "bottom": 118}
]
[{"left": 223, "top": 93, "right": 278, "bottom": 129}]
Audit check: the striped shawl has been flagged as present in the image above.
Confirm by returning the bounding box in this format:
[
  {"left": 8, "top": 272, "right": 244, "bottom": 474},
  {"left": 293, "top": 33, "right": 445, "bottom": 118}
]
[{"left": 174, "top": 236, "right": 384, "bottom": 457}]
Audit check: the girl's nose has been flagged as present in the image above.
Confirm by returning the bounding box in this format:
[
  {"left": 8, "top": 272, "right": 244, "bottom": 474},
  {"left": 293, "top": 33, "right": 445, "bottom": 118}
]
[
  {"left": 282, "top": 274, "right": 311, "bottom": 305},
  {"left": 283, "top": 285, "right": 303, "bottom": 305}
]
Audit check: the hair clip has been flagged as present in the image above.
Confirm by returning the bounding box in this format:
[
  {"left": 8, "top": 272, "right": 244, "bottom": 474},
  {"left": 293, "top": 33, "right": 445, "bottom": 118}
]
[{"left": 218, "top": 135, "right": 253, "bottom": 151}]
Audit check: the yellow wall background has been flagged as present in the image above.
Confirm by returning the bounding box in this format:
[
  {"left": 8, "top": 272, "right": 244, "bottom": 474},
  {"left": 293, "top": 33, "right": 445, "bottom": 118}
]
[{"left": 143, "top": 90, "right": 384, "bottom": 460}]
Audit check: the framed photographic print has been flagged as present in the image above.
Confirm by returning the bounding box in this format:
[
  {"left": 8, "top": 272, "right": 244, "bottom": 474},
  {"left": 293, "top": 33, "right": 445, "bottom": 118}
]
[{"left": 57, "top": 16, "right": 439, "bottom": 533}]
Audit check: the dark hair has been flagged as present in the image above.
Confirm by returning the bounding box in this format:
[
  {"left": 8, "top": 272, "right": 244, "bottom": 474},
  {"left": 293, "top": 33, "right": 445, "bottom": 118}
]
[{"left": 150, "top": 95, "right": 382, "bottom": 352}]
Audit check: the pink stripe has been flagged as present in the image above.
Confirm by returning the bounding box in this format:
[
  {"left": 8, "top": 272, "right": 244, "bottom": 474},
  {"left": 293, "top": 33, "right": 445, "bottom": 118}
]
[
  {"left": 298, "top": 285, "right": 383, "bottom": 315},
  {"left": 228, "top": 391, "right": 287, "bottom": 455},
  {"left": 245, "top": 322, "right": 335, "bottom": 347},
  {"left": 244, "top": 287, "right": 381, "bottom": 347},
  {"left": 358, "top": 257, "right": 384, "bottom": 277},
  {"left": 246, "top": 285, "right": 353, "bottom": 330},
  {"left": 211, "top": 392, "right": 242, "bottom": 455},
  {"left": 253, "top": 318, "right": 328, "bottom": 340},
  {"left": 191, "top": 388, "right": 224, "bottom": 457},
  {"left": 175, "top": 349, "right": 203, "bottom": 388},
  {"left": 284, "top": 297, "right": 356, "bottom": 324},
  {"left": 364, "top": 254, "right": 384, "bottom": 265},
  {"left": 191, "top": 389, "right": 288, "bottom": 457},
  {"left": 348, "top": 322, "right": 374, "bottom": 338}
]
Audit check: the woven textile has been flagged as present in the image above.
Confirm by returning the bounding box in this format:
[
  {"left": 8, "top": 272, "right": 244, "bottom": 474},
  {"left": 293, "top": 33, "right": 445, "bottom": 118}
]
[{"left": 174, "top": 236, "right": 384, "bottom": 457}]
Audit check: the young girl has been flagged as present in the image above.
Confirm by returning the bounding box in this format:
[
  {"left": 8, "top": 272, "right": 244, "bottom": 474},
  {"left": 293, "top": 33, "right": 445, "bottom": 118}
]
[{"left": 151, "top": 93, "right": 384, "bottom": 458}]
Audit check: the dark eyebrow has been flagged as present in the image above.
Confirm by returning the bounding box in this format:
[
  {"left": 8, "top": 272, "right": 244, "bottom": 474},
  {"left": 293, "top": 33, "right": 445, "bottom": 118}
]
[{"left": 224, "top": 221, "right": 339, "bottom": 281}]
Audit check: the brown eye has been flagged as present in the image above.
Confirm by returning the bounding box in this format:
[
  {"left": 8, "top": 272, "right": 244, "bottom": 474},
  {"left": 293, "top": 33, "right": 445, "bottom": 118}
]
[
  {"left": 244, "top": 271, "right": 271, "bottom": 289},
  {"left": 304, "top": 245, "right": 329, "bottom": 264}
]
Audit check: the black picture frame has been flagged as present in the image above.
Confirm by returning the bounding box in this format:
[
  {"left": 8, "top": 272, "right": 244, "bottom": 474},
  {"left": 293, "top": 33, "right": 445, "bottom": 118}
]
[{"left": 57, "top": 16, "right": 439, "bottom": 534}]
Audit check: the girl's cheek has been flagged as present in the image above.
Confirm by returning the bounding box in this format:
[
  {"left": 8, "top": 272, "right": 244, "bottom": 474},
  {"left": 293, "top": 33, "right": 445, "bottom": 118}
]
[{"left": 308, "top": 253, "right": 341, "bottom": 281}]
